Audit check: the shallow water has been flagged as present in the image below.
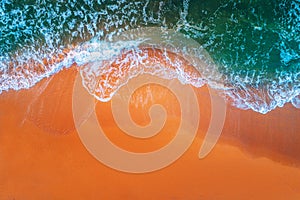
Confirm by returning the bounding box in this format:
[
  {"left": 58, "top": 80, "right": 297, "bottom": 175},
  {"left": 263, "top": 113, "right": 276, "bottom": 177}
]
[{"left": 0, "top": 0, "right": 299, "bottom": 113}]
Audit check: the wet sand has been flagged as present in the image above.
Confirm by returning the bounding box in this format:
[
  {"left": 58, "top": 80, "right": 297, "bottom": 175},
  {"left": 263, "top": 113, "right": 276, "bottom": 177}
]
[{"left": 1, "top": 67, "right": 300, "bottom": 199}]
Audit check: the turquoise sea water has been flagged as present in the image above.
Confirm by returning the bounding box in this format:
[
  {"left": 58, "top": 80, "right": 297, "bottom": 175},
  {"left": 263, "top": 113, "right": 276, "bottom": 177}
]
[{"left": 0, "top": 0, "right": 299, "bottom": 113}]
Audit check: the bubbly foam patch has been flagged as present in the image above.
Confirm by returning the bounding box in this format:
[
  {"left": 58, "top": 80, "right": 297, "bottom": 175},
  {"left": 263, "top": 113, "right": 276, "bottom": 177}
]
[
  {"left": 80, "top": 47, "right": 203, "bottom": 101},
  {"left": 292, "top": 95, "right": 300, "bottom": 109},
  {"left": 78, "top": 27, "right": 225, "bottom": 102}
]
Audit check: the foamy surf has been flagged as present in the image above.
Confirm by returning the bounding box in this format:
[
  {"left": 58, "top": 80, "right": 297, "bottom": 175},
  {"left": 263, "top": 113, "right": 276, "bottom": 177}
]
[
  {"left": 0, "top": 0, "right": 299, "bottom": 114},
  {"left": 78, "top": 27, "right": 226, "bottom": 102}
]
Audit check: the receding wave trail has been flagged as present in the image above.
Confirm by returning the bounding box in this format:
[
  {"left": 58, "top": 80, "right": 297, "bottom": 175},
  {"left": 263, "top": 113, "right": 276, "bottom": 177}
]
[{"left": 0, "top": 0, "right": 299, "bottom": 114}]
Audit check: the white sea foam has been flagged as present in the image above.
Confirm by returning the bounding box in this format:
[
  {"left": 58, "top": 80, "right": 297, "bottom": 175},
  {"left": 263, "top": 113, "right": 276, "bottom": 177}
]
[
  {"left": 0, "top": 0, "right": 299, "bottom": 114},
  {"left": 77, "top": 27, "right": 226, "bottom": 102}
]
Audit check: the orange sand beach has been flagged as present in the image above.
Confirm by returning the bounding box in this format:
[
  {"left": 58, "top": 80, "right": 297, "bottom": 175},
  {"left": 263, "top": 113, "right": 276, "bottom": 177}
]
[{"left": 1, "top": 53, "right": 300, "bottom": 199}]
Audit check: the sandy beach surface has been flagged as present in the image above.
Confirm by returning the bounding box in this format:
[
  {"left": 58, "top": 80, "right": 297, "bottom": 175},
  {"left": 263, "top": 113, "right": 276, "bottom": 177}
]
[{"left": 1, "top": 66, "right": 300, "bottom": 199}]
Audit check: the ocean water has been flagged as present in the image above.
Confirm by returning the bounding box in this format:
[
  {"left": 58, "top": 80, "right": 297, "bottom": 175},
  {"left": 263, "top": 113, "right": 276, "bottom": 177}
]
[{"left": 0, "top": 0, "right": 299, "bottom": 114}]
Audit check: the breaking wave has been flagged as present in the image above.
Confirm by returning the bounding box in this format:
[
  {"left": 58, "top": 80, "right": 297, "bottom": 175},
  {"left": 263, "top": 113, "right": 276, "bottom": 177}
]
[{"left": 0, "top": 0, "right": 299, "bottom": 114}]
